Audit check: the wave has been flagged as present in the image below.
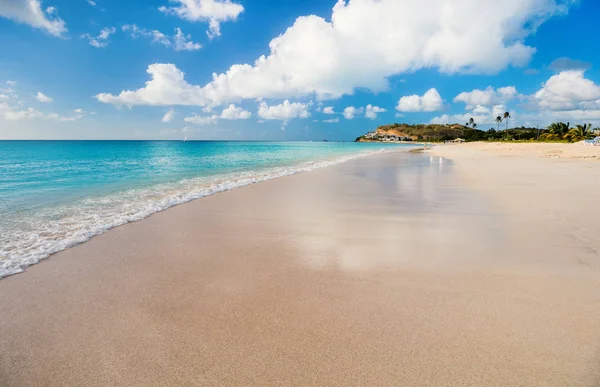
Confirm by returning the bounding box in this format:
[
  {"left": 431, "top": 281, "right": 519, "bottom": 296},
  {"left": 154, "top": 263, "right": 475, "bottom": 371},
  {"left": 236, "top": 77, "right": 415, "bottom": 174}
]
[{"left": 0, "top": 148, "right": 400, "bottom": 279}]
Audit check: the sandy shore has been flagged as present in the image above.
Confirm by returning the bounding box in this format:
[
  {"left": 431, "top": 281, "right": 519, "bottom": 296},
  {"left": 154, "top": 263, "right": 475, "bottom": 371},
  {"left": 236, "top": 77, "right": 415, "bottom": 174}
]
[
  {"left": 2, "top": 148, "right": 600, "bottom": 386},
  {"left": 436, "top": 141, "right": 600, "bottom": 160}
]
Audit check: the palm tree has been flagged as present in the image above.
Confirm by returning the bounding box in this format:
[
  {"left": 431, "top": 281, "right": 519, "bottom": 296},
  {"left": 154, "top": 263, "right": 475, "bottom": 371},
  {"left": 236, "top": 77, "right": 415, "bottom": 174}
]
[
  {"left": 548, "top": 122, "right": 570, "bottom": 138},
  {"left": 566, "top": 123, "right": 592, "bottom": 142},
  {"left": 503, "top": 111, "right": 510, "bottom": 130},
  {"left": 495, "top": 115, "right": 502, "bottom": 131}
]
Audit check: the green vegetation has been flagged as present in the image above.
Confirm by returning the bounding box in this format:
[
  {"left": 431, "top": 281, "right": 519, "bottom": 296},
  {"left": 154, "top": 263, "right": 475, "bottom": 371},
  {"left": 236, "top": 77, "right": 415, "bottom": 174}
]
[{"left": 355, "top": 118, "right": 599, "bottom": 143}]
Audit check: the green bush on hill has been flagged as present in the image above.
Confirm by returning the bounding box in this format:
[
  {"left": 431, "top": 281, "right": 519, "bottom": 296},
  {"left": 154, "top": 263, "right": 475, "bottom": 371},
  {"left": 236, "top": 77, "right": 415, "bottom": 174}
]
[{"left": 355, "top": 121, "right": 599, "bottom": 143}]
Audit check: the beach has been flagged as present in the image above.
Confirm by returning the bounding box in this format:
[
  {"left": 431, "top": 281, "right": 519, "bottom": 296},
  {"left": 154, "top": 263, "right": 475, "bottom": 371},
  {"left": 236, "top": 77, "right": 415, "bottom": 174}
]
[{"left": 1, "top": 145, "right": 600, "bottom": 386}]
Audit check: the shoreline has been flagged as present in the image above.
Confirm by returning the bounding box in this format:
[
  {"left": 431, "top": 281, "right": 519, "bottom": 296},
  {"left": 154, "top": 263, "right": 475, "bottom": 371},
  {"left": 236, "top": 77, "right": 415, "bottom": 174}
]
[
  {"left": 2, "top": 146, "right": 600, "bottom": 385},
  {"left": 0, "top": 146, "right": 416, "bottom": 280}
]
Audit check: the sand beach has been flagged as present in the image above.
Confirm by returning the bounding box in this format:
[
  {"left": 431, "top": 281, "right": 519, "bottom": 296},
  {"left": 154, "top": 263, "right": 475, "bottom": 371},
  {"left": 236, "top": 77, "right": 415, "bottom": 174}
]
[{"left": 1, "top": 144, "right": 600, "bottom": 386}]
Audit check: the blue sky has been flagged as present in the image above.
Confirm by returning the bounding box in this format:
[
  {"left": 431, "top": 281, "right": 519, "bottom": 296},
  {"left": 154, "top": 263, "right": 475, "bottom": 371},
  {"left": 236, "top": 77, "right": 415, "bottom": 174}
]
[{"left": 1, "top": 0, "right": 599, "bottom": 140}]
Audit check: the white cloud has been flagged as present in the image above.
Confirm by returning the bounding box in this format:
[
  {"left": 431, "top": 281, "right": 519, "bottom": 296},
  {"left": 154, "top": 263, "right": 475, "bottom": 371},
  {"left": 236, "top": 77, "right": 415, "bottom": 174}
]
[
  {"left": 173, "top": 27, "right": 202, "bottom": 51},
  {"left": 36, "top": 92, "right": 52, "bottom": 103},
  {"left": 343, "top": 106, "right": 362, "bottom": 120},
  {"left": 430, "top": 113, "right": 484, "bottom": 126},
  {"left": 1, "top": 80, "right": 84, "bottom": 122},
  {"left": 0, "top": 0, "right": 67, "bottom": 36},
  {"left": 6, "top": 81, "right": 17, "bottom": 86},
  {"left": 52, "top": 109, "right": 85, "bottom": 122},
  {"left": 96, "top": 64, "right": 206, "bottom": 106},
  {"left": 258, "top": 100, "right": 310, "bottom": 120},
  {"left": 151, "top": 30, "right": 171, "bottom": 47},
  {"left": 432, "top": 71, "right": 600, "bottom": 128},
  {"left": 122, "top": 25, "right": 201, "bottom": 51},
  {"left": 122, "top": 24, "right": 171, "bottom": 47},
  {"left": 534, "top": 70, "right": 600, "bottom": 111},
  {"left": 122, "top": 24, "right": 144, "bottom": 38},
  {"left": 87, "top": 0, "right": 96, "bottom": 6},
  {"left": 472, "top": 105, "right": 490, "bottom": 115},
  {"left": 322, "top": 106, "right": 335, "bottom": 114},
  {"left": 0, "top": 103, "right": 84, "bottom": 122},
  {"left": 396, "top": 88, "right": 443, "bottom": 112},
  {"left": 431, "top": 103, "right": 508, "bottom": 126},
  {"left": 498, "top": 86, "right": 518, "bottom": 99},
  {"left": 220, "top": 104, "right": 251, "bottom": 119},
  {"left": 162, "top": 109, "right": 175, "bottom": 123},
  {"left": 0, "top": 103, "right": 44, "bottom": 121},
  {"left": 184, "top": 104, "right": 251, "bottom": 125},
  {"left": 98, "top": 0, "right": 572, "bottom": 108},
  {"left": 324, "top": 117, "right": 339, "bottom": 123},
  {"left": 365, "top": 104, "right": 386, "bottom": 119},
  {"left": 81, "top": 27, "right": 116, "bottom": 48},
  {"left": 159, "top": 0, "right": 244, "bottom": 39},
  {"left": 454, "top": 86, "right": 518, "bottom": 109}
]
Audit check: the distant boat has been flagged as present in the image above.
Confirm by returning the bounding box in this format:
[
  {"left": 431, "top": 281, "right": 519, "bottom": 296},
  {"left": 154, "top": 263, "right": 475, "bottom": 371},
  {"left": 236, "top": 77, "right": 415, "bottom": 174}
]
[{"left": 184, "top": 136, "right": 187, "bottom": 142}]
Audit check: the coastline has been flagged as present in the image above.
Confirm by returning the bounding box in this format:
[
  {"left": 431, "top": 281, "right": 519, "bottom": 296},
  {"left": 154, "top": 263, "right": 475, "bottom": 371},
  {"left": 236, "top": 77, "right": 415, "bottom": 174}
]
[
  {"left": 2, "top": 147, "right": 600, "bottom": 385},
  {"left": 0, "top": 145, "right": 415, "bottom": 279}
]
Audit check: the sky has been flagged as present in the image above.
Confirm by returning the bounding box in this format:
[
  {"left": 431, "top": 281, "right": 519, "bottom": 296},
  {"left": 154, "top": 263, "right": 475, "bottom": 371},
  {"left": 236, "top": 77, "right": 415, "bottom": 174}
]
[{"left": 1, "top": 0, "right": 599, "bottom": 141}]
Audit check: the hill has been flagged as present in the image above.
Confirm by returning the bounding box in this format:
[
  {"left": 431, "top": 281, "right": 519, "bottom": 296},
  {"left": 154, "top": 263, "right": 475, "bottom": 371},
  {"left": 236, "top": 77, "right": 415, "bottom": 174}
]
[{"left": 355, "top": 123, "right": 545, "bottom": 142}]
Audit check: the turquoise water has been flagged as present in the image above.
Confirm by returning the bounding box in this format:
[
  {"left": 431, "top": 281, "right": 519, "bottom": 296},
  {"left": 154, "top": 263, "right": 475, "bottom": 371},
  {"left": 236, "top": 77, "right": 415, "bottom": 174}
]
[{"left": 0, "top": 141, "right": 413, "bottom": 278}]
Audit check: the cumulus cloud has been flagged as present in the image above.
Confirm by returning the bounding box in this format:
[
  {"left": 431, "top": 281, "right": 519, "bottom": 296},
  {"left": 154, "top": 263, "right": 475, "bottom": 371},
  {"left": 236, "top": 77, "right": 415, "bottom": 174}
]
[
  {"left": 36, "top": 92, "right": 52, "bottom": 103},
  {"left": 534, "top": 70, "right": 600, "bottom": 111},
  {"left": 322, "top": 106, "right": 335, "bottom": 114},
  {"left": 184, "top": 104, "right": 251, "bottom": 124},
  {"left": 431, "top": 104, "right": 507, "bottom": 126},
  {"left": 323, "top": 117, "right": 339, "bottom": 123},
  {"left": 258, "top": 100, "right": 310, "bottom": 120},
  {"left": 162, "top": 109, "right": 175, "bottom": 123},
  {"left": 81, "top": 27, "right": 116, "bottom": 48},
  {"left": 97, "top": 0, "right": 573, "bottom": 108},
  {"left": 365, "top": 104, "right": 386, "bottom": 119},
  {"left": 431, "top": 71, "right": 600, "bottom": 127},
  {"left": 454, "top": 86, "right": 518, "bottom": 109},
  {"left": 0, "top": 0, "right": 67, "bottom": 36},
  {"left": 343, "top": 106, "right": 362, "bottom": 120},
  {"left": 159, "top": 0, "right": 244, "bottom": 39},
  {"left": 396, "top": 88, "right": 443, "bottom": 112},
  {"left": 96, "top": 64, "right": 206, "bottom": 106},
  {"left": 87, "top": 0, "right": 97, "bottom": 6},
  {"left": 220, "top": 104, "right": 251, "bottom": 119}
]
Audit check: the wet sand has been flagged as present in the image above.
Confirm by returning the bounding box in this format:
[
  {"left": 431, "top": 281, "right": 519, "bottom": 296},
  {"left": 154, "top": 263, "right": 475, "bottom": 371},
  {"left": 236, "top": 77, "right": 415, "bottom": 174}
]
[{"left": 1, "top": 150, "right": 600, "bottom": 386}]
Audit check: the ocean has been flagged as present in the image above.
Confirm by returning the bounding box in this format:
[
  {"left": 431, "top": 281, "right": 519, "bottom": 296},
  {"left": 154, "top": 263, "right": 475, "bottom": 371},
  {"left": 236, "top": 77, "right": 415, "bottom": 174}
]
[{"left": 0, "top": 140, "right": 413, "bottom": 278}]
